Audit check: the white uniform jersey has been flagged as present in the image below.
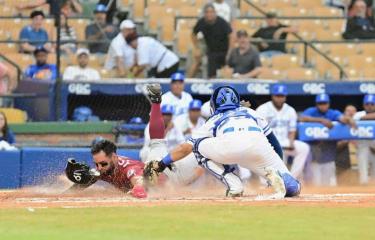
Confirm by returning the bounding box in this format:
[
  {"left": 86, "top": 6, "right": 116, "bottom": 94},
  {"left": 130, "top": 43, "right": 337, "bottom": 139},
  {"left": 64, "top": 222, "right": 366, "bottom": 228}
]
[
  {"left": 174, "top": 115, "right": 206, "bottom": 139},
  {"left": 104, "top": 33, "right": 135, "bottom": 69},
  {"left": 353, "top": 111, "right": 366, "bottom": 120},
  {"left": 162, "top": 91, "right": 193, "bottom": 117},
  {"left": 191, "top": 106, "right": 272, "bottom": 140},
  {"left": 256, "top": 101, "right": 297, "bottom": 148},
  {"left": 63, "top": 66, "right": 101, "bottom": 81}
]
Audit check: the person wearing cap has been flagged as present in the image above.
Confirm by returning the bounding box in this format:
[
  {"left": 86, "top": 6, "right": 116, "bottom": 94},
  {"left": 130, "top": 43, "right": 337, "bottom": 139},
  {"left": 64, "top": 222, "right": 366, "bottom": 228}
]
[
  {"left": 299, "top": 93, "right": 355, "bottom": 186},
  {"left": 161, "top": 73, "right": 193, "bottom": 117},
  {"left": 252, "top": 12, "right": 298, "bottom": 58},
  {"left": 85, "top": 4, "right": 118, "bottom": 54},
  {"left": 126, "top": 33, "right": 179, "bottom": 78},
  {"left": 256, "top": 84, "right": 309, "bottom": 180},
  {"left": 353, "top": 94, "right": 375, "bottom": 184},
  {"left": 174, "top": 99, "right": 206, "bottom": 139},
  {"left": 117, "top": 117, "right": 145, "bottom": 146},
  {"left": 192, "top": 3, "right": 233, "bottom": 78},
  {"left": 24, "top": 47, "right": 57, "bottom": 81},
  {"left": 19, "top": 10, "right": 53, "bottom": 53},
  {"left": 226, "top": 30, "right": 262, "bottom": 79},
  {"left": 104, "top": 19, "right": 136, "bottom": 77},
  {"left": 63, "top": 48, "right": 101, "bottom": 81}
]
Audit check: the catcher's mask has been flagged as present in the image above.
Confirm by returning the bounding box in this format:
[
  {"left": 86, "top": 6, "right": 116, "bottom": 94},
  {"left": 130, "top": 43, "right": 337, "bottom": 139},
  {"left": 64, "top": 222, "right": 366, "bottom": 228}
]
[{"left": 210, "top": 86, "right": 240, "bottom": 114}]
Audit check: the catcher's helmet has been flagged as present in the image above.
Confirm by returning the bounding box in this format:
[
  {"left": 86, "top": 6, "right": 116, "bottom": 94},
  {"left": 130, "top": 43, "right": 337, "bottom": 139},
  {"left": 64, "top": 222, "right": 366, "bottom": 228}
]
[{"left": 210, "top": 86, "right": 240, "bottom": 114}]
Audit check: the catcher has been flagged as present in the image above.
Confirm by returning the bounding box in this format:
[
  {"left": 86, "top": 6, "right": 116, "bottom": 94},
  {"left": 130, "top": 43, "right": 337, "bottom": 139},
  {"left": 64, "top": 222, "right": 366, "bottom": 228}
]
[{"left": 65, "top": 139, "right": 148, "bottom": 198}]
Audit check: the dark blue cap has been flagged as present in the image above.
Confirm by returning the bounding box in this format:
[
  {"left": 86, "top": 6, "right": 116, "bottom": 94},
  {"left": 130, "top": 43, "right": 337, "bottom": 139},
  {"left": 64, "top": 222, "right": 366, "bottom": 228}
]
[
  {"left": 171, "top": 72, "right": 185, "bottom": 82},
  {"left": 315, "top": 93, "right": 330, "bottom": 103},
  {"left": 94, "top": 4, "right": 107, "bottom": 13},
  {"left": 271, "top": 84, "right": 287, "bottom": 96},
  {"left": 161, "top": 105, "right": 174, "bottom": 114},
  {"left": 364, "top": 94, "right": 375, "bottom": 104},
  {"left": 189, "top": 100, "right": 202, "bottom": 110}
]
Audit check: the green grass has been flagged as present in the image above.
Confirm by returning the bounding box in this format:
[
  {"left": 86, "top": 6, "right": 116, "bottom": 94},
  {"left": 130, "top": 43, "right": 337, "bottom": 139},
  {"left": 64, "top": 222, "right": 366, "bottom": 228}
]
[{"left": 0, "top": 205, "right": 374, "bottom": 240}]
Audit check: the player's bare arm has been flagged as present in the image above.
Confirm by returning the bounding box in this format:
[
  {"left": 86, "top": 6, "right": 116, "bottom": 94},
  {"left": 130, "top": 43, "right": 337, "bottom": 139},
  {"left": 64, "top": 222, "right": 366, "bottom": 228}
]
[
  {"left": 299, "top": 115, "right": 334, "bottom": 128},
  {"left": 360, "top": 112, "right": 375, "bottom": 120}
]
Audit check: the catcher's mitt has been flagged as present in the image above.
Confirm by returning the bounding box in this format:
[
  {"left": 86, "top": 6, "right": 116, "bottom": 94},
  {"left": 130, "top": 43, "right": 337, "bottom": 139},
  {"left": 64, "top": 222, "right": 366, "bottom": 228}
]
[
  {"left": 65, "top": 158, "right": 100, "bottom": 185},
  {"left": 143, "top": 160, "right": 167, "bottom": 185}
]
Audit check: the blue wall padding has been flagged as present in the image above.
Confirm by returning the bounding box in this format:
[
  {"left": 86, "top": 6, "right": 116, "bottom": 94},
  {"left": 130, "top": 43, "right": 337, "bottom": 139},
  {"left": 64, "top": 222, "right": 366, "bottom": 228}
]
[
  {"left": 0, "top": 150, "right": 21, "bottom": 188},
  {"left": 20, "top": 147, "right": 140, "bottom": 187}
]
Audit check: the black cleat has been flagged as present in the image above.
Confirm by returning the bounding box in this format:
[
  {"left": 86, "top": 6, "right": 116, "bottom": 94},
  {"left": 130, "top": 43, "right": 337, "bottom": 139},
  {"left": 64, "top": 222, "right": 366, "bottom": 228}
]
[{"left": 147, "top": 83, "right": 162, "bottom": 103}]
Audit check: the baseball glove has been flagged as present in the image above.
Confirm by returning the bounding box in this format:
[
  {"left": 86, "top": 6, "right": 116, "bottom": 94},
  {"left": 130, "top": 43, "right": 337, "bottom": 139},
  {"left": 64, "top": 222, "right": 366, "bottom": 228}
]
[
  {"left": 65, "top": 158, "right": 100, "bottom": 185},
  {"left": 143, "top": 160, "right": 167, "bottom": 185}
]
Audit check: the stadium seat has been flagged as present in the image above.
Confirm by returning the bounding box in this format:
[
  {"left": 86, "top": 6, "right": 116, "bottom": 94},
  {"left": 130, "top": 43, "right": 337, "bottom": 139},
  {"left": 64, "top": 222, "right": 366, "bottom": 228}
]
[
  {"left": 345, "top": 55, "right": 373, "bottom": 69},
  {"left": 293, "top": 0, "right": 323, "bottom": 8},
  {"left": 328, "top": 44, "right": 360, "bottom": 57},
  {"left": 175, "top": 29, "right": 192, "bottom": 57},
  {"left": 164, "top": 0, "right": 192, "bottom": 8},
  {"left": 7, "top": 53, "right": 34, "bottom": 70},
  {"left": 312, "top": 7, "right": 343, "bottom": 17},
  {"left": 0, "top": 43, "right": 18, "bottom": 54},
  {"left": 69, "top": 19, "right": 90, "bottom": 41},
  {"left": 323, "top": 19, "right": 345, "bottom": 31},
  {"left": 257, "top": 67, "right": 282, "bottom": 80},
  {"left": 284, "top": 67, "right": 319, "bottom": 80},
  {"left": 159, "top": 11, "right": 176, "bottom": 43},
  {"left": 266, "top": 0, "right": 293, "bottom": 9},
  {"left": 279, "top": 7, "right": 310, "bottom": 17},
  {"left": 271, "top": 54, "right": 301, "bottom": 70},
  {"left": 130, "top": 0, "right": 146, "bottom": 22},
  {"left": 0, "top": 108, "right": 27, "bottom": 123},
  {"left": 345, "top": 68, "right": 362, "bottom": 81},
  {"left": 313, "top": 56, "right": 342, "bottom": 80},
  {"left": 145, "top": 5, "right": 170, "bottom": 33},
  {"left": 361, "top": 44, "right": 375, "bottom": 56},
  {"left": 313, "top": 29, "right": 342, "bottom": 41},
  {"left": 0, "top": 6, "right": 16, "bottom": 16},
  {"left": 362, "top": 69, "right": 375, "bottom": 80}
]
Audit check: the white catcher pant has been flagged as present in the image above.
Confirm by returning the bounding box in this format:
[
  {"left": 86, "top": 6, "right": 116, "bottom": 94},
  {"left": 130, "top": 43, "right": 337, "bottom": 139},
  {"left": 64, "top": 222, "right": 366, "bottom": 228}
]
[
  {"left": 197, "top": 132, "right": 290, "bottom": 179},
  {"left": 283, "top": 140, "right": 310, "bottom": 179},
  {"left": 357, "top": 140, "right": 375, "bottom": 184}
]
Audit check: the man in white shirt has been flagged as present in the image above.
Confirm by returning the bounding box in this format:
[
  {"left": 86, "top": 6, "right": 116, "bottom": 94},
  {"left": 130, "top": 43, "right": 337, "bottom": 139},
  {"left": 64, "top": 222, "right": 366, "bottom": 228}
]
[
  {"left": 174, "top": 99, "right": 206, "bottom": 139},
  {"left": 161, "top": 72, "right": 193, "bottom": 117},
  {"left": 125, "top": 33, "right": 179, "bottom": 78},
  {"left": 63, "top": 48, "right": 101, "bottom": 81},
  {"left": 353, "top": 94, "right": 375, "bottom": 184},
  {"left": 212, "top": 0, "right": 232, "bottom": 23},
  {"left": 104, "top": 19, "right": 136, "bottom": 77},
  {"left": 256, "top": 84, "right": 310, "bottom": 179}
]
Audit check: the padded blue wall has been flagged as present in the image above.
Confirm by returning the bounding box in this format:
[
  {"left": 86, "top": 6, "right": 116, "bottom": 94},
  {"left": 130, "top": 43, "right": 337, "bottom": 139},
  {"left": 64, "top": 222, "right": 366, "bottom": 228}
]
[{"left": 0, "top": 148, "right": 140, "bottom": 188}]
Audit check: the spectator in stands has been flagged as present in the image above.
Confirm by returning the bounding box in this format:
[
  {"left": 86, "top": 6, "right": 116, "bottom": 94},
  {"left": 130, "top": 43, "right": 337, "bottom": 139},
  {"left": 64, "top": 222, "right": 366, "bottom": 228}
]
[
  {"left": 105, "top": 20, "right": 136, "bottom": 77},
  {"left": 161, "top": 73, "right": 193, "bottom": 117},
  {"left": 61, "top": 0, "right": 83, "bottom": 17},
  {"left": 85, "top": 4, "right": 118, "bottom": 54},
  {"left": 60, "top": 13, "right": 77, "bottom": 55},
  {"left": 16, "top": 0, "right": 82, "bottom": 17},
  {"left": 63, "top": 48, "right": 101, "bottom": 81},
  {"left": 212, "top": 0, "right": 232, "bottom": 23},
  {"left": 336, "top": 104, "right": 357, "bottom": 177},
  {"left": 226, "top": 30, "right": 262, "bottom": 78},
  {"left": 174, "top": 100, "right": 206, "bottom": 139},
  {"left": 117, "top": 117, "right": 145, "bottom": 146},
  {"left": 125, "top": 33, "right": 179, "bottom": 78},
  {"left": 0, "top": 63, "right": 16, "bottom": 97},
  {"left": 98, "top": 0, "right": 118, "bottom": 23},
  {"left": 299, "top": 94, "right": 356, "bottom": 186},
  {"left": 24, "top": 47, "right": 57, "bottom": 82},
  {"left": 192, "top": 4, "right": 233, "bottom": 78},
  {"left": 343, "top": 0, "right": 375, "bottom": 39},
  {"left": 0, "top": 111, "right": 16, "bottom": 145},
  {"left": 353, "top": 94, "right": 375, "bottom": 184},
  {"left": 19, "top": 11, "right": 53, "bottom": 53},
  {"left": 348, "top": 0, "right": 373, "bottom": 17},
  {"left": 252, "top": 12, "right": 298, "bottom": 58}
]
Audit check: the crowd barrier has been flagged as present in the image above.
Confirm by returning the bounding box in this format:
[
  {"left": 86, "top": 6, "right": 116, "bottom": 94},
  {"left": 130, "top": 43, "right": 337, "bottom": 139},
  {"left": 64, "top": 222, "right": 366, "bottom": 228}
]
[
  {"left": 0, "top": 148, "right": 140, "bottom": 189},
  {"left": 14, "top": 80, "right": 375, "bottom": 121}
]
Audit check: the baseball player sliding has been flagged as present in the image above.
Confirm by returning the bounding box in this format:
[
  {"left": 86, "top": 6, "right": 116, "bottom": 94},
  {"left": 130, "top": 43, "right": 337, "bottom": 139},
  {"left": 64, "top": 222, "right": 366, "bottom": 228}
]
[
  {"left": 144, "top": 86, "right": 301, "bottom": 199},
  {"left": 256, "top": 84, "right": 310, "bottom": 180}
]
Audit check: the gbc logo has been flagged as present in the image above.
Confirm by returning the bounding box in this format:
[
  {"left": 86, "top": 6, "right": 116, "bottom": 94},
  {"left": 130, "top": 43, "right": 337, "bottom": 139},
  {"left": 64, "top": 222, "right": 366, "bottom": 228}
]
[
  {"left": 305, "top": 127, "right": 329, "bottom": 139},
  {"left": 350, "top": 127, "right": 374, "bottom": 138},
  {"left": 359, "top": 83, "right": 375, "bottom": 94},
  {"left": 190, "top": 83, "right": 213, "bottom": 94},
  {"left": 302, "top": 83, "right": 325, "bottom": 94},
  {"left": 247, "top": 83, "right": 269, "bottom": 94},
  {"left": 68, "top": 83, "right": 91, "bottom": 95},
  {"left": 134, "top": 84, "right": 148, "bottom": 94}
]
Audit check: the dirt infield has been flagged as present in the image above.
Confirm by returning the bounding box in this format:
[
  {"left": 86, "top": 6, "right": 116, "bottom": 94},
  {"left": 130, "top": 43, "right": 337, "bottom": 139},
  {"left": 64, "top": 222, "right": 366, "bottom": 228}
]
[{"left": 1, "top": 185, "right": 375, "bottom": 209}]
